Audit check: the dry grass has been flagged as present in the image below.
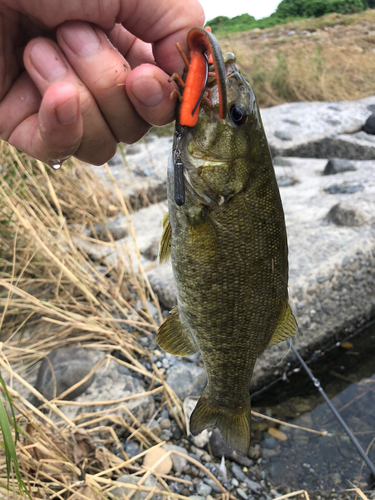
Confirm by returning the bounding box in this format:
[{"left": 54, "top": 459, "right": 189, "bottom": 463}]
[{"left": 216, "top": 10, "right": 375, "bottom": 107}]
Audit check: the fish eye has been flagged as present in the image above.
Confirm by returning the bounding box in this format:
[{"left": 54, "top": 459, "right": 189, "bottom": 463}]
[{"left": 229, "top": 103, "right": 247, "bottom": 126}]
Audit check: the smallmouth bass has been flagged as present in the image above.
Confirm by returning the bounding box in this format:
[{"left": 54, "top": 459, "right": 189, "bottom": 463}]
[{"left": 157, "top": 28, "right": 297, "bottom": 455}]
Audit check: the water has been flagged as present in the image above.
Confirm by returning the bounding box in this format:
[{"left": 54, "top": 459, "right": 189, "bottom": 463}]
[{"left": 252, "top": 320, "right": 375, "bottom": 492}]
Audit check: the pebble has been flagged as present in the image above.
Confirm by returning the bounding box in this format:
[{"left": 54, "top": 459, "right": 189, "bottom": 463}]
[
  {"left": 232, "top": 478, "right": 239, "bottom": 487},
  {"left": 196, "top": 482, "right": 212, "bottom": 496},
  {"left": 203, "top": 478, "right": 222, "bottom": 493},
  {"left": 166, "top": 362, "right": 207, "bottom": 401},
  {"left": 111, "top": 475, "right": 159, "bottom": 500},
  {"left": 274, "top": 130, "right": 293, "bottom": 141},
  {"left": 143, "top": 447, "right": 173, "bottom": 475},
  {"left": 188, "top": 496, "right": 205, "bottom": 500},
  {"left": 160, "top": 418, "right": 171, "bottom": 429},
  {"left": 124, "top": 440, "right": 140, "bottom": 458},
  {"left": 163, "top": 444, "right": 188, "bottom": 473},
  {"left": 231, "top": 463, "right": 262, "bottom": 494},
  {"left": 237, "top": 488, "right": 248, "bottom": 500},
  {"left": 323, "top": 158, "right": 356, "bottom": 175}
]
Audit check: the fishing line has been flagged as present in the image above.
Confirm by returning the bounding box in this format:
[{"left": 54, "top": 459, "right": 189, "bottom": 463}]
[{"left": 288, "top": 339, "right": 375, "bottom": 477}]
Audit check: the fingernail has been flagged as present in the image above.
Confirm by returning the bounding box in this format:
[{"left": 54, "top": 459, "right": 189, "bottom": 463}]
[
  {"left": 30, "top": 42, "right": 67, "bottom": 82},
  {"left": 132, "top": 76, "right": 164, "bottom": 107},
  {"left": 55, "top": 96, "right": 78, "bottom": 125},
  {"left": 61, "top": 22, "right": 100, "bottom": 59}
]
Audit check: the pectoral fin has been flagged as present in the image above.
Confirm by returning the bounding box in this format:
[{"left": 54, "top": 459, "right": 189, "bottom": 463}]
[
  {"left": 157, "top": 307, "right": 198, "bottom": 356},
  {"left": 158, "top": 212, "right": 172, "bottom": 264},
  {"left": 267, "top": 303, "right": 298, "bottom": 348}
]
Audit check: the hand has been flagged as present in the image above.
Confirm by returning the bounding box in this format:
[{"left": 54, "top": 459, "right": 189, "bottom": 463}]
[{"left": 0, "top": 0, "right": 204, "bottom": 165}]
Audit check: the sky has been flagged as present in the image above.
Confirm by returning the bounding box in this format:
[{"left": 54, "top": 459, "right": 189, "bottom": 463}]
[{"left": 199, "top": 0, "right": 280, "bottom": 22}]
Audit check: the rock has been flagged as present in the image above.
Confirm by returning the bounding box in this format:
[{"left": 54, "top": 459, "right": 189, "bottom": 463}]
[
  {"left": 231, "top": 463, "right": 262, "bottom": 494},
  {"left": 166, "top": 362, "right": 207, "bottom": 401},
  {"left": 188, "top": 496, "right": 205, "bottom": 500},
  {"left": 203, "top": 478, "right": 222, "bottom": 493},
  {"left": 363, "top": 112, "right": 375, "bottom": 134},
  {"left": 261, "top": 96, "right": 375, "bottom": 159},
  {"left": 196, "top": 482, "right": 212, "bottom": 496},
  {"left": 274, "top": 130, "right": 293, "bottom": 141},
  {"left": 327, "top": 202, "right": 366, "bottom": 227},
  {"left": 33, "top": 347, "right": 95, "bottom": 402},
  {"left": 143, "top": 447, "right": 173, "bottom": 475},
  {"left": 236, "top": 488, "right": 248, "bottom": 500},
  {"left": 159, "top": 418, "right": 171, "bottom": 429},
  {"left": 111, "top": 474, "right": 161, "bottom": 500},
  {"left": 124, "top": 440, "right": 140, "bottom": 458},
  {"left": 209, "top": 429, "right": 252, "bottom": 466},
  {"left": 90, "top": 217, "right": 127, "bottom": 241},
  {"left": 147, "top": 263, "right": 177, "bottom": 309},
  {"left": 323, "top": 158, "right": 356, "bottom": 175},
  {"left": 57, "top": 355, "right": 154, "bottom": 428},
  {"left": 162, "top": 444, "right": 188, "bottom": 473},
  {"left": 325, "top": 183, "right": 364, "bottom": 194}
]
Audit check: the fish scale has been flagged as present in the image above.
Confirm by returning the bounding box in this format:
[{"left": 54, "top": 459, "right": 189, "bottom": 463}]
[{"left": 157, "top": 31, "right": 297, "bottom": 455}]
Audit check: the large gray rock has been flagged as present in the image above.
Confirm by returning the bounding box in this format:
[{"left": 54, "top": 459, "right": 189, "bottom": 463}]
[
  {"left": 33, "top": 347, "right": 95, "bottom": 402},
  {"left": 260, "top": 96, "right": 375, "bottom": 159},
  {"left": 166, "top": 362, "right": 207, "bottom": 401}
]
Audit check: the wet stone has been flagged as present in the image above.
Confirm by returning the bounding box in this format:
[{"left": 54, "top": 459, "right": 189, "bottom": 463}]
[
  {"left": 237, "top": 488, "right": 248, "bottom": 500},
  {"left": 323, "top": 158, "right": 356, "bottom": 175},
  {"left": 203, "top": 478, "right": 222, "bottom": 493}
]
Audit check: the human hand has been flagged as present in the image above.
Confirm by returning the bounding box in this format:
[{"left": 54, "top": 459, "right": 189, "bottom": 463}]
[{"left": 0, "top": 0, "right": 204, "bottom": 165}]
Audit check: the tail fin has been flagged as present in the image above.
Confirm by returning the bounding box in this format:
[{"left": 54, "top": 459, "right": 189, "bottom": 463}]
[{"left": 189, "top": 389, "right": 251, "bottom": 455}]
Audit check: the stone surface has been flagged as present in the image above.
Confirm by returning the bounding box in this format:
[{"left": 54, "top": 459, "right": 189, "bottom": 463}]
[
  {"left": 59, "top": 354, "right": 154, "bottom": 428},
  {"left": 162, "top": 444, "right": 188, "bottom": 473},
  {"left": 90, "top": 217, "right": 127, "bottom": 241},
  {"left": 327, "top": 202, "right": 367, "bottom": 226},
  {"left": 111, "top": 474, "right": 161, "bottom": 500},
  {"left": 166, "top": 362, "right": 207, "bottom": 401},
  {"left": 231, "top": 463, "right": 262, "bottom": 494},
  {"left": 143, "top": 447, "right": 173, "bottom": 475},
  {"left": 363, "top": 112, "right": 375, "bottom": 134},
  {"left": 323, "top": 158, "right": 356, "bottom": 175},
  {"left": 261, "top": 95, "right": 375, "bottom": 159},
  {"left": 33, "top": 347, "right": 95, "bottom": 402}
]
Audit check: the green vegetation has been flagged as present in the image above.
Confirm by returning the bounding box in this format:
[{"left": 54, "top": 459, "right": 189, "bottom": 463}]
[{"left": 206, "top": 0, "right": 371, "bottom": 33}]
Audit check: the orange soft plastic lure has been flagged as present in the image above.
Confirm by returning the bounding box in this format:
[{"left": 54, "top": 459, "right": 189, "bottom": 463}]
[{"left": 170, "top": 27, "right": 227, "bottom": 127}]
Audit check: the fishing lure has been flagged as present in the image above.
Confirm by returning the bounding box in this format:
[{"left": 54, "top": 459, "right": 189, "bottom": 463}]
[{"left": 169, "top": 27, "right": 227, "bottom": 206}]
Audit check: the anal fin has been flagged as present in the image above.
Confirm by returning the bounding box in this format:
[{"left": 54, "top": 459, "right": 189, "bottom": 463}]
[
  {"left": 157, "top": 307, "right": 198, "bottom": 356},
  {"left": 267, "top": 302, "right": 298, "bottom": 348},
  {"left": 158, "top": 212, "right": 171, "bottom": 264}
]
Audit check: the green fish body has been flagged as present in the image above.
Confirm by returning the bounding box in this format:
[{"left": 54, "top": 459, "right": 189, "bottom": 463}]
[{"left": 157, "top": 53, "right": 297, "bottom": 455}]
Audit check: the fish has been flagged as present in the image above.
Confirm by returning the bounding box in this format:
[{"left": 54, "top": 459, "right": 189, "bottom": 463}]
[{"left": 157, "top": 27, "right": 297, "bottom": 455}]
